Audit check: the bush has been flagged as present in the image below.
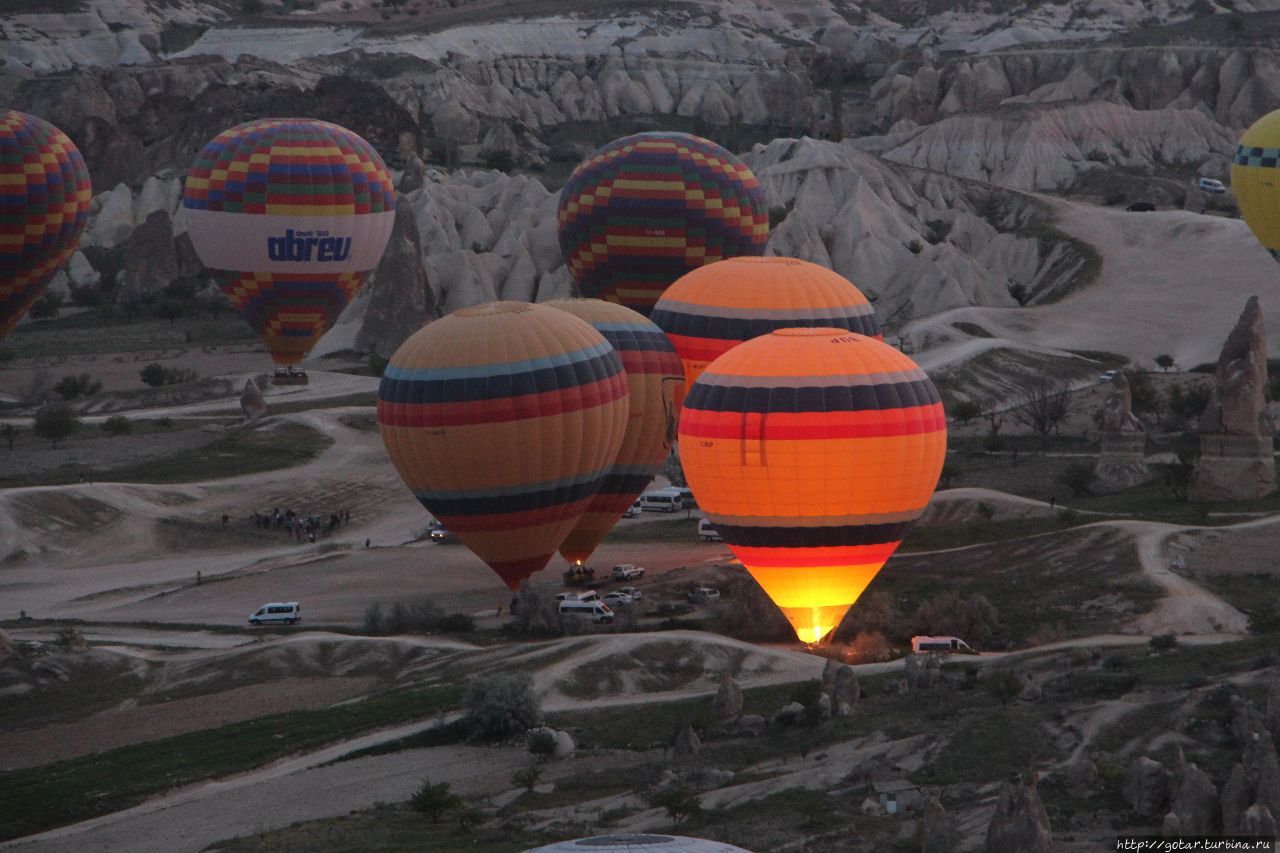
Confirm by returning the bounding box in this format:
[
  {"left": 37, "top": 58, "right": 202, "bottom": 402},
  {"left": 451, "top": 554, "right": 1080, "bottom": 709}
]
[
  {"left": 649, "top": 785, "right": 702, "bottom": 829},
  {"left": 985, "top": 668, "right": 1023, "bottom": 706},
  {"left": 1055, "top": 462, "right": 1095, "bottom": 498},
  {"left": 510, "top": 583, "right": 562, "bottom": 637},
  {"left": 409, "top": 778, "right": 461, "bottom": 823},
  {"left": 53, "top": 373, "right": 102, "bottom": 400},
  {"left": 33, "top": 404, "right": 80, "bottom": 448},
  {"left": 912, "top": 591, "right": 999, "bottom": 646},
  {"left": 363, "top": 599, "right": 442, "bottom": 635},
  {"left": 101, "top": 415, "right": 132, "bottom": 436},
  {"left": 28, "top": 293, "right": 62, "bottom": 319},
  {"left": 462, "top": 672, "right": 542, "bottom": 740},
  {"left": 511, "top": 765, "right": 543, "bottom": 792},
  {"left": 1149, "top": 634, "right": 1178, "bottom": 651},
  {"left": 436, "top": 612, "right": 476, "bottom": 633},
  {"left": 951, "top": 399, "right": 981, "bottom": 426},
  {"left": 527, "top": 729, "right": 556, "bottom": 759}
]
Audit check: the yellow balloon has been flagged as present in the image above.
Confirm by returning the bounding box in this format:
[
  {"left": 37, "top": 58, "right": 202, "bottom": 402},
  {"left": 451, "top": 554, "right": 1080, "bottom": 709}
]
[{"left": 1233, "top": 109, "right": 1280, "bottom": 260}]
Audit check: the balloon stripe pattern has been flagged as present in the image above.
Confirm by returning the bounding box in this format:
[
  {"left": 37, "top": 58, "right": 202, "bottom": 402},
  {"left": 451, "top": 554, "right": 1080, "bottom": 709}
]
[
  {"left": 1233, "top": 110, "right": 1280, "bottom": 263},
  {"left": 378, "top": 302, "right": 630, "bottom": 590},
  {"left": 678, "top": 329, "right": 946, "bottom": 645},
  {"left": 546, "top": 300, "right": 685, "bottom": 565},
  {"left": 558, "top": 132, "right": 769, "bottom": 317},
  {"left": 0, "top": 110, "right": 92, "bottom": 338},
  {"left": 652, "top": 257, "right": 882, "bottom": 394},
  {"left": 183, "top": 119, "right": 395, "bottom": 365}
]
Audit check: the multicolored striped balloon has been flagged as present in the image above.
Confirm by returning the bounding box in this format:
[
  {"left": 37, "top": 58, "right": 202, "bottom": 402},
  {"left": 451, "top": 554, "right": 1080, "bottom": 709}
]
[
  {"left": 378, "top": 302, "right": 631, "bottom": 590},
  {"left": 557, "top": 132, "right": 769, "bottom": 318},
  {"left": 183, "top": 118, "right": 395, "bottom": 365},
  {"left": 545, "top": 299, "right": 685, "bottom": 565},
  {"left": 0, "top": 110, "right": 92, "bottom": 338},
  {"left": 652, "top": 256, "right": 882, "bottom": 400},
  {"left": 678, "top": 328, "right": 947, "bottom": 645}
]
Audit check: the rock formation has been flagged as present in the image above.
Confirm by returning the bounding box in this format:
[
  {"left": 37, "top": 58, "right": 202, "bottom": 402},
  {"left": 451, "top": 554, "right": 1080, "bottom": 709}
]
[
  {"left": 1169, "top": 763, "right": 1218, "bottom": 834},
  {"left": 1191, "top": 297, "right": 1277, "bottom": 502},
  {"left": 1223, "top": 762, "right": 1250, "bottom": 834},
  {"left": 832, "top": 665, "right": 860, "bottom": 717},
  {"left": 1124, "top": 756, "right": 1170, "bottom": 817},
  {"left": 354, "top": 197, "right": 439, "bottom": 358},
  {"left": 0, "top": 629, "right": 14, "bottom": 662},
  {"left": 985, "top": 773, "right": 1053, "bottom": 853},
  {"left": 712, "top": 672, "right": 743, "bottom": 721},
  {"left": 673, "top": 724, "right": 701, "bottom": 764},
  {"left": 1242, "top": 803, "right": 1278, "bottom": 838},
  {"left": 239, "top": 379, "right": 267, "bottom": 422},
  {"left": 1092, "top": 373, "right": 1149, "bottom": 494},
  {"left": 920, "top": 795, "right": 957, "bottom": 853}
]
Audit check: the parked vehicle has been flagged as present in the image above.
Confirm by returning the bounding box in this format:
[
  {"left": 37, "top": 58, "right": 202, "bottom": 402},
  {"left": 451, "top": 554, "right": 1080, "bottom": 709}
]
[
  {"left": 430, "top": 527, "right": 456, "bottom": 543},
  {"left": 249, "top": 601, "right": 301, "bottom": 625},
  {"left": 622, "top": 501, "right": 641, "bottom": 518},
  {"left": 1125, "top": 201, "right": 1156, "bottom": 212},
  {"left": 556, "top": 590, "right": 600, "bottom": 603},
  {"left": 669, "top": 487, "right": 696, "bottom": 508},
  {"left": 617, "top": 586, "right": 643, "bottom": 600},
  {"left": 1198, "top": 177, "right": 1227, "bottom": 194},
  {"left": 602, "top": 591, "right": 634, "bottom": 606},
  {"left": 687, "top": 587, "right": 721, "bottom": 604},
  {"left": 1097, "top": 370, "right": 1118, "bottom": 384},
  {"left": 639, "top": 491, "right": 682, "bottom": 513},
  {"left": 612, "top": 564, "right": 645, "bottom": 580},
  {"left": 911, "top": 635, "right": 976, "bottom": 654},
  {"left": 559, "top": 599, "right": 614, "bottom": 624},
  {"left": 697, "top": 518, "right": 723, "bottom": 542}
]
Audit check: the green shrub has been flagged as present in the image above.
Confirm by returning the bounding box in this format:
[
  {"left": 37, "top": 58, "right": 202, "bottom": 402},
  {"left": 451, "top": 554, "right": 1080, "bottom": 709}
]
[
  {"left": 101, "top": 415, "right": 132, "bottom": 436},
  {"left": 54, "top": 373, "right": 102, "bottom": 400},
  {"left": 463, "top": 673, "right": 542, "bottom": 740},
  {"left": 409, "top": 778, "right": 461, "bottom": 823}
]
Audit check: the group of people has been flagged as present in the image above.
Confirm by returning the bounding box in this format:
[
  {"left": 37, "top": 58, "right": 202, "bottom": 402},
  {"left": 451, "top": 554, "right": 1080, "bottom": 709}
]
[
  {"left": 563, "top": 566, "right": 597, "bottom": 585},
  {"left": 247, "top": 507, "right": 351, "bottom": 543}
]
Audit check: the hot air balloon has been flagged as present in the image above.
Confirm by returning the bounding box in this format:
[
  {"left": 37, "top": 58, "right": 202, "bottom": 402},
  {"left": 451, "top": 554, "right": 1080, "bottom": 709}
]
[
  {"left": 678, "top": 328, "right": 947, "bottom": 646},
  {"left": 545, "top": 298, "right": 685, "bottom": 566},
  {"left": 1, "top": 110, "right": 92, "bottom": 338},
  {"left": 182, "top": 119, "right": 395, "bottom": 366},
  {"left": 652, "top": 256, "right": 882, "bottom": 398},
  {"left": 1233, "top": 109, "right": 1280, "bottom": 261},
  {"left": 377, "top": 302, "right": 630, "bottom": 590},
  {"left": 557, "top": 132, "right": 769, "bottom": 318}
]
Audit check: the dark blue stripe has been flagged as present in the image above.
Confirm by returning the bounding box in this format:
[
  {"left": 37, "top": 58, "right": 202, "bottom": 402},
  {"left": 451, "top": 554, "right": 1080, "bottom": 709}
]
[
  {"left": 651, "top": 307, "right": 881, "bottom": 342},
  {"left": 683, "top": 377, "right": 941, "bottom": 414},
  {"left": 715, "top": 520, "right": 914, "bottom": 548},
  {"left": 418, "top": 472, "right": 609, "bottom": 517},
  {"left": 379, "top": 348, "right": 623, "bottom": 406}
]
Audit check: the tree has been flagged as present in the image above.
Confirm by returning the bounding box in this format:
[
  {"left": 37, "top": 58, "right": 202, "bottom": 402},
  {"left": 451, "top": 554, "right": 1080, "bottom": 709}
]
[
  {"left": 410, "top": 778, "right": 462, "bottom": 823},
  {"left": 101, "top": 415, "right": 132, "bottom": 436},
  {"left": 662, "top": 447, "right": 687, "bottom": 488},
  {"left": 979, "top": 396, "right": 1006, "bottom": 441},
  {"left": 156, "top": 301, "right": 185, "bottom": 325},
  {"left": 986, "top": 668, "right": 1023, "bottom": 706},
  {"left": 1165, "top": 381, "right": 1211, "bottom": 428},
  {"left": 53, "top": 373, "right": 102, "bottom": 400},
  {"left": 462, "top": 672, "right": 542, "bottom": 739},
  {"left": 140, "top": 363, "right": 168, "bottom": 387},
  {"left": 913, "top": 591, "right": 999, "bottom": 646},
  {"left": 1124, "top": 368, "right": 1159, "bottom": 414},
  {"left": 1, "top": 423, "right": 17, "bottom": 450},
  {"left": 1165, "top": 451, "right": 1198, "bottom": 502},
  {"left": 650, "top": 785, "right": 702, "bottom": 829},
  {"left": 1155, "top": 354, "right": 1175, "bottom": 372},
  {"left": 1011, "top": 376, "right": 1071, "bottom": 439},
  {"left": 951, "top": 399, "right": 981, "bottom": 426},
  {"left": 28, "top": 293, "right": 62, "bottom": 320},
  {"left": 33, "top": 404, "right": 80, "bottom": 448},
  {"left": 1055, "top": 462, "right": 1094, "bottom": 498},
  {"left": 511, "top": 765, "right": 543, "bottom": 793}
]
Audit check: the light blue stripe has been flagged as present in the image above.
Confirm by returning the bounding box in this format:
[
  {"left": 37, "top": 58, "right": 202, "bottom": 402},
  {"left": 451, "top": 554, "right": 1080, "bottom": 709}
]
[
  {"left": 591, "top": 322, "right": 660, "bottom": 333},
  {"left": 384, "top": 340, "right": 614, "bottom": 382},
  {"left": 412, "top": 467, "right": 613, "bottom": 501}
]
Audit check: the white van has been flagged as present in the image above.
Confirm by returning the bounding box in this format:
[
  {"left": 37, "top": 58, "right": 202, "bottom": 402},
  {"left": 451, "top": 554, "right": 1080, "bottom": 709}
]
[
  {"left": 639, "top": 491, "right": 683, "bottom": 513},
  {"left": 1198, "top": 177, "right": 1227, "bottom": 194},
  {"left": 697, "top": 519, "right": 723, "bottom": 542},
  {"left": 559, "top": 599, "right": 614, "bottom": 624},
  {"left": 911, "top": 635, "right": 975, "bottom": 654},
  {"left": 556, "top": 590, "right": 599, "bottom": 603},
  {"left": 249, "top": 602, "right": 301, "bottom": 626}
]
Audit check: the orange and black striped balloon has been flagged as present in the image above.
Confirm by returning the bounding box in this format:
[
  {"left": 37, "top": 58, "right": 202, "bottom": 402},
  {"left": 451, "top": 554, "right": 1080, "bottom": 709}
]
[
  {"left": 546, "top": 299, "right": 685, "bottom": 565},
  {"left": 378, "top": 302, "right": 630, "bottom": 590},
  {"left": 678, "top": 328, "right": 946, "bottom": 645},
  {"left": 652, "top": 256, "right": 881, "bottom": 397}
]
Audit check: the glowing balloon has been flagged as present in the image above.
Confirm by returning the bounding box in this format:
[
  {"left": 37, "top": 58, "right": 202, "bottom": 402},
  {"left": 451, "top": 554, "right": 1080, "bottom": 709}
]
[
  {"left": 1233, "top": 110, "right": 1280, "bottom": 261},
  {"left": 545, "top": 299, "right": 685, "bottom": 565},
  {"left": 652, "top": 256, "right": 882, "bottom": 398},
  {"left": 378, "top": 302, "right": 630, "bottom": 590},
  {"left": 182, "top": 119, "right": 395, "bottom": 365},
  {"left": 557, "top": 132, "right": 769, "bottom": 317},
  {"left": 678, "top": 328, "right": 946, "bottom": 645},
  {"left": 0, "top": 110, "right": 92, "bottom": 338}
]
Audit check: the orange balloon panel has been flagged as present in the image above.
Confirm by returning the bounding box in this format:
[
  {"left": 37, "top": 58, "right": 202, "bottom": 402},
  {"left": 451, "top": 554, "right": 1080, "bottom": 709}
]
[
  {"left": 545, "top": 299, "right": 685, "bottom": 564},
  {"left": 378, "top": 302, "right": 630, "bottom": 590},
  {"left": 651, "top": 256, "right": 882, "bottom": 403},
  {"left": 678, "top": 328, "right": 946, "bottom": 645}
]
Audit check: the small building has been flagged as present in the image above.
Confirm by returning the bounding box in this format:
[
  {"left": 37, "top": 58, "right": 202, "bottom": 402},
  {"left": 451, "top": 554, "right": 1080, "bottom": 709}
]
[{"left": 874, "top": 778, "right": 922, "bottom": 815}]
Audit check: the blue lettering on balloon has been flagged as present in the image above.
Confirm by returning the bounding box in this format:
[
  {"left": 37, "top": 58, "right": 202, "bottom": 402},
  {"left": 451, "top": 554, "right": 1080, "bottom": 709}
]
[{"left": 266, "top": 229, "right": 353, "bottom": 262}]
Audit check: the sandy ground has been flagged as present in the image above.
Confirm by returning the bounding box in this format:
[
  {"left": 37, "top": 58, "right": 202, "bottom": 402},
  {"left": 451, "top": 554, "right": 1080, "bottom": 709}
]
[{"left": 906, "top": 199, "right": 1280, "bottom": 372}]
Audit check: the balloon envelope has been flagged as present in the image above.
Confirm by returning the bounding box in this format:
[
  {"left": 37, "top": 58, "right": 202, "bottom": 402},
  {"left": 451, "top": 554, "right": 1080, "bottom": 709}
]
[
  {"left": 1233, "top": 109, "right": 1280, "bottom": 261},
  {"left": 545, "top": 299, "right": 685, "bottom": 565},
  {"left": 378, "top": 302, "right": 630, "bottom": 590},
  {"left": 182, "top": 118, "right": 395, "bottom": 364},
  {"left": 678, "top": 328, "right": 946, "bottom": 645},
  {"left": 557, "top": 132, "right": 769, "bottom": 318},
  {"left": 0, "top": 110, "right": 92, "bottom": 338},
  {"left": 652, "top": 256, "right": 882, "bottom": 398}
]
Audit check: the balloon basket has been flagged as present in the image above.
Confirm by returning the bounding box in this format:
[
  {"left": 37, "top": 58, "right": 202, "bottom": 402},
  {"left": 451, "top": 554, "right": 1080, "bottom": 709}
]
[{"left": 273, "top": 368, "right": 309, "bottom": 386}]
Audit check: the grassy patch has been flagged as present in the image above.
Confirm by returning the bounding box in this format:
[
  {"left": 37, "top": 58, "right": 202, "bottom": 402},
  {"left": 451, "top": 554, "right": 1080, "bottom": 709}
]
[
  {"left": 919, "top": 703, "right": 1055, "bottom": 785},
  {"left": 1198, "top": 574, "right": 1280, "bottom": 634},
  {"left": 8, "top": 312, "right": 255, "bottom": 359},
  {"left": 0, "top": 657, "right": 147, "bottom": 732},
  {"left": 0, "top": 683, "right": 462, "bottom": 842},
  {"left": 900, "top": 515, "right": 1088, "bottom": 552},
  {"left": 604, "top": 515, "right": 703, "bottom": 544}
]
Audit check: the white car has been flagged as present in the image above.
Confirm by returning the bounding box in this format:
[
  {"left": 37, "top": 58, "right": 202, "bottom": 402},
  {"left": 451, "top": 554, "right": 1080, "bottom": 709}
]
[
  {"left": 617, "top": 586, "right": 643, "bottom": 600},
  {"left": 612, "top": 564, "right": 645, "bottom": 580},
  {"left": 622, "top": 501, "right": 640, "bottom": 519},
  {"left": 1097, "top": 370, "right": 1118, "bottom": 384},
  {"left": 249, "top": 601, "right": 301, "bottom": 625},
  {"left": 1198, "top": 177, "right": 1227, "bottom": 194},
  {"left": 602, "top": 591, "right": 634, "bottom": 607},
  {"left": 687, "top": 587, "right": 721, "bottom": 604}
]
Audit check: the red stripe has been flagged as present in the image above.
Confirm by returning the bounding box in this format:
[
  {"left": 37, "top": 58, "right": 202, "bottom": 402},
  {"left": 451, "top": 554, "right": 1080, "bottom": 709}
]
[
  {"left": 680, "top": 404, "right": 947, "bottom": 440},
  {"left": 618, "top": 349, "right": 683, "bottom": 376},
  {"left": 732, "top": 542, "right": 900, "bottom": 568},
  {"left": 490, "top": 555, "right": 555, "bottom": 591},
  {"left": 665, "top": 333, "right": 735, "bottom": 364},
  {"left": 441, "top": 497, "right": 595, "bottom": 533},
  {"left": 379, "top": 374, "right": 627, "bottom": 427}
]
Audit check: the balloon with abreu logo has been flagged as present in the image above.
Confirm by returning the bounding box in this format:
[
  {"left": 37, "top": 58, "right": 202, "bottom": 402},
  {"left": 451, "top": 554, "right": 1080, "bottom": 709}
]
[
  {"left": 557, "top": 131, "right": 769, "bottom": 318},
  {"left": 545, "top": 298, "right": 685, "bottom": 565},
  {"left": 651, "top": 256, "right": 882, "bottom": 397},
  {"left": 378, "top": 302, "right": 631, "bottom": 590},
  {"left": 678, "top": 328, "right": 947, "bottom": 646},
  {"left": 182, "top": 118, "right": 395, "bottom": 365},
  {"left": 0, "top": 110, "right": 92, "bottom": 338}
]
